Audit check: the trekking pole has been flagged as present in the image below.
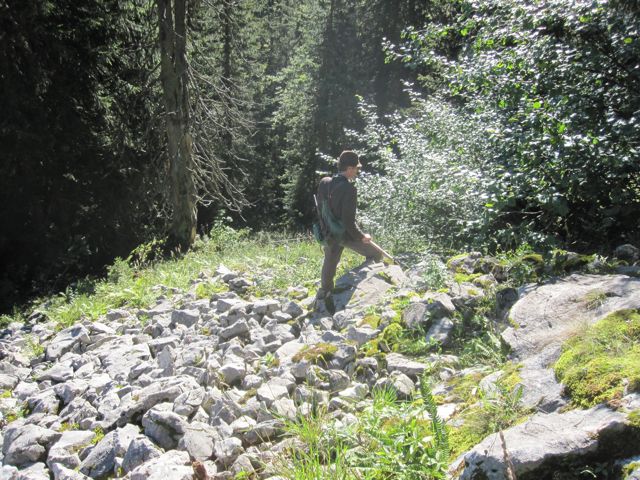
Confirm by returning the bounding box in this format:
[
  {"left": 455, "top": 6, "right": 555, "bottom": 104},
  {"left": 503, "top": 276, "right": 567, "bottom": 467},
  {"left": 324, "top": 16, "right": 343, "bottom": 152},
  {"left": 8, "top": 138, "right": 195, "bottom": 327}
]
[{"left": 369, "top": 240, "right": 405, "bottom": 269}]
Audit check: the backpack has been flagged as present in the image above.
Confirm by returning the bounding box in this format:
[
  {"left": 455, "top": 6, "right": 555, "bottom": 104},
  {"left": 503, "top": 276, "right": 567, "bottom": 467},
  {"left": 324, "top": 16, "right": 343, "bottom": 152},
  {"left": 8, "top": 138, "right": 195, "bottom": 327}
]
[{"left": 313, "top": 177, "right": 346, "bottom": 245}]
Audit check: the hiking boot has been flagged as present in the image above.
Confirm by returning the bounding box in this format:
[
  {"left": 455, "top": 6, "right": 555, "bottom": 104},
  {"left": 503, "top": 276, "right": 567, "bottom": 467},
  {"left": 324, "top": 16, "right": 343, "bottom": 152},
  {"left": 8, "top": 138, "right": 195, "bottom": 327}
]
[
  {"left": 324, "top": 292, "right": 336, "bottom": 315},
  {"left": 314, "top": 289, "right": 336, "bottom": 315}
]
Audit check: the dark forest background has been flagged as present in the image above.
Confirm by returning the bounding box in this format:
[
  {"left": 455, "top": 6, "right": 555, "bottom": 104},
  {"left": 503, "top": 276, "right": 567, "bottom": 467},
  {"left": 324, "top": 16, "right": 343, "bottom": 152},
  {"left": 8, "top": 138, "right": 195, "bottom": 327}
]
[{"left": 1, "top": 0, "right": 639, "bottom": 312}]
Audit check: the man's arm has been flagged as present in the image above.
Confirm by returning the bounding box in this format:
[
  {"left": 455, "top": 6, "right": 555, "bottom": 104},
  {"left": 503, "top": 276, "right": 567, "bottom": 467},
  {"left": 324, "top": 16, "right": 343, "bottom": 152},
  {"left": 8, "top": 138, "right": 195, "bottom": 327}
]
[{"left": 340, "top": 184, "right": 366, "bottom": 241}]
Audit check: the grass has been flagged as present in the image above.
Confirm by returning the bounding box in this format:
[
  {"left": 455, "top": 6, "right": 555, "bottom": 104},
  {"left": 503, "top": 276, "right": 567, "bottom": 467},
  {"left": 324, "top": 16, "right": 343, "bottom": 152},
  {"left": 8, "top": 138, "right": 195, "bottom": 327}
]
[
  {"left": 10, "top": 227, "right": 363, "bottom": 328},
  {"left": 275, "top": 379, "right": 449, "bottom": 480},
  {"left": 447, "top": 370, "right": 531, "bottom": 459},
  {"left": 554, "top": 309, "right": 640, "bottom": 408}
]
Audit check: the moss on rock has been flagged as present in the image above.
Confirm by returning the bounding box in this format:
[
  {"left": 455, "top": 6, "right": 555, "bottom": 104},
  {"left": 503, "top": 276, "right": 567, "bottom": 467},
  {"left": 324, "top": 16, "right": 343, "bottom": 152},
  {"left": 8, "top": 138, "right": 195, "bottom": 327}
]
[{"left": 554, "top": 309, "right": 640, "bottom": 408}]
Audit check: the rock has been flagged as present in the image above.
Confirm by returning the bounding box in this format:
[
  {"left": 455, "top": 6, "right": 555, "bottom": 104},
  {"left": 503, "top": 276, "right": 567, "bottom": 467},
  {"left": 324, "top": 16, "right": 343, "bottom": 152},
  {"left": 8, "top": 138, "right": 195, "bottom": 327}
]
[
  {"left": 374, "top": 371, "right": 415, "bottom": 400},
  {"left": 49, "top": 463, "right": 91, "bottom": 479},
  {"left": 171, "top": 309, "right": 200, "bottom": 329},
  {"left": 503, "top": 274, "right": 640, "bottom": 360},
  {"left": 173, "top": 386, "right": 205, "bottom": 416},
  {"left": 219, "top": 320, "right": 250, "bottom": 340},
  {"left": 45, "top": 325, "right": 90, "bottom": 361},
  {"left": 282, "top": 301, "right": 304, "bottom": 318},
  {"left": 453, "top": 404, "right": 640, "bottom": 480},
  {"left": 425, "top": 317, "right": 455, "bottom": 346},
  {"left": 11, "top": 462, "right": 49, "bottom": 480},
  {"left": 230, "top": 453, "right": 256, "bottom": 477},
  {"left": 0, "top": 373, "right": 19, "bottom": 390},
  {"left": 256, "top": 380, "right": 289, "bottom": 406},
  {"left": 97, "top": 342, "right": 152, "bottom": 383},
  {"left": 2, "top": 423, "right": 61, "bottom": 467},
  {"left": 253, "top": 299, "right": 280, "bottom": 316},
  {"left": 122, "top": 436, "right": 162, "bottom": 473},
  {"left": 385, "top": 353, "right": 430, "bottom": 379},
  {"left": 47, "top": 430, "right": 96, "bottom": 470},
  {"left": 213, "top": 437, "right": 244, "bottom": 466},
  {"left": 337, "top": 383, "right": 368, "bottom": 402},
  {"left": 219, "top": 361, "right": 246, "bottom": 386},
  {"left": 128, "top": 450, "right": 193, "bottom": 480},
  {"left": 178, "top": 421, "right": 220, "bottom": 461},
  {"left": 142, "top": 404, "right": 187, "bottom": 450},
  {"left": 79, "top": 424, "right": 138, "bottom": 479},
  {"left": 346, "top": 326, "right": 378, "bottom": 346},
  {"left": 332, "top": 263, "right": 407, "bottom": 312},
  {"left": 115, "top": 375, "right": 201, "bottom": 427},
  {"left": 447, "top": 252, "right": 482, "bottom": 274},
  {"left": 614, "top": 244, "right": 639, "bottom": 263}
]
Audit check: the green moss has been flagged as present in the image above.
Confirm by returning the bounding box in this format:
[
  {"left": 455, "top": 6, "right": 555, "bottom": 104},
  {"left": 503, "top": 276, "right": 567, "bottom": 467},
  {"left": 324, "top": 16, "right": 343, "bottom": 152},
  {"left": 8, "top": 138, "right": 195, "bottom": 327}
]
[
  {"left": 623, "top": 462, "right": 640, "bottom": 479},
  {"left": 627, "top": 410, "right": 640, "bottom": 429},
  {"left": 499, "top": 362, "right": 523, "bottom": 391},
  {"left": 359, "top": 313, "right": 381, "bottom": 329},
  {"left": 59, "top": 422, "right": 79, "bottom": 432},
  {"left": 447, "top": 371, "right": 484, "bottom": 404},
  {"left": 292, "top": 343, "right": 338, "bottom": 365},
  {"left": 453, "top": 272, "right": 481, "bottom": 284},
  {"left": 91, "top": 426, "right": 104, "bottom": 445},
  {"left": 446, "top": 253, "right": 470, "bottom": 271},
  {"left": 195, "top": 281, "right": 228, "bottom": 299},
  {"left": 239, "top": 388, "right": 258, "bottom": 405},
  {"left": 583, "top": 289, "right": 608, "bottom": 310},
  {"left": 0, "top": 390, "right": 12, "bottom": 399},
  {"left": 554, "top": 309, "right": 640, "bottom": 408},
  {"left": 521, "top": 253, "right": 544, "bottom": 264},
  {"left": 376, "top": 271, "right": 395, "bottom": 285}
]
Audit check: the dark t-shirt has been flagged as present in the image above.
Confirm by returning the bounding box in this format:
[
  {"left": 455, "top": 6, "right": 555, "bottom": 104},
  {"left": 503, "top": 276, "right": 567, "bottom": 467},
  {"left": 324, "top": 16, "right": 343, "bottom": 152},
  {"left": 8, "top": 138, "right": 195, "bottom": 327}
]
[{"left": 317, "top": 174, "right": 365, "bottom": 242}]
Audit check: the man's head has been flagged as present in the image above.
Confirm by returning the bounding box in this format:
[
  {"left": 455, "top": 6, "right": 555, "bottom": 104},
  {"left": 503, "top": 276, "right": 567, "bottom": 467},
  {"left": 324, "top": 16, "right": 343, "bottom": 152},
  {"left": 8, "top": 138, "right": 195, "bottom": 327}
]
[{"left": 338, "top": 150, "right": 362, "bottom": 179}]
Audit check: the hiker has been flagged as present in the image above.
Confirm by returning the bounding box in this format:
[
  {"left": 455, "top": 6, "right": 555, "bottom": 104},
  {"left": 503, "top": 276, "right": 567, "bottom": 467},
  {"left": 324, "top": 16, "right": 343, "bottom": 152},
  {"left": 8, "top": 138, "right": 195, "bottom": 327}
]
[{"left": 315, "top": 150, "right": 382, "bottom": 313}]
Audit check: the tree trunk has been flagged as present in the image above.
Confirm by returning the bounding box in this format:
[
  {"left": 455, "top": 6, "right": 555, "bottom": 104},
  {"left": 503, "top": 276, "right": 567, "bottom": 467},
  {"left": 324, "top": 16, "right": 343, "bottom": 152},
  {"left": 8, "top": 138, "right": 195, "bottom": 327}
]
[{"left": 158, "top": 0, "right": 197, "bottom": 251}]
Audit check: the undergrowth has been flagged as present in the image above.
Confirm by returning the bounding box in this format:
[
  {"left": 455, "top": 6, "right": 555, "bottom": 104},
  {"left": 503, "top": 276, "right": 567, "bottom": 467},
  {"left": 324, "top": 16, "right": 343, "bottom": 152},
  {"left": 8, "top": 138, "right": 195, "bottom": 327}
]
[
  {"left": 277, "top": 376, "right": 449, "bottom": 479},
  {"left": 11, "top": 226, "right": 362, "bottom": 328}
]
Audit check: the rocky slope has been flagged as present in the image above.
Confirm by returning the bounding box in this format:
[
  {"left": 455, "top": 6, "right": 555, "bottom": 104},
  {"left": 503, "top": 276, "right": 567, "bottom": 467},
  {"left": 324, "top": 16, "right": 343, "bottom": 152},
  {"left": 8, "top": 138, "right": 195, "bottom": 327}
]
[{"left": 1, "top": 246, "right": 639, "bottom": 479}]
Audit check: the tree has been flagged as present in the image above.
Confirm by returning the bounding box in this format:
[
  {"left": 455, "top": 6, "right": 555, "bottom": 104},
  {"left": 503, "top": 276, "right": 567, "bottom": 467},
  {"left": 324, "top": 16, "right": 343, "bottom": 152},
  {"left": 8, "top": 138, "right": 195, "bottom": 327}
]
[
  {"left": 157, "top": 0, "right": 197, "bottom": 250},
  {"left": 157, "top": 0, "right": 248, "bottom": 250}
]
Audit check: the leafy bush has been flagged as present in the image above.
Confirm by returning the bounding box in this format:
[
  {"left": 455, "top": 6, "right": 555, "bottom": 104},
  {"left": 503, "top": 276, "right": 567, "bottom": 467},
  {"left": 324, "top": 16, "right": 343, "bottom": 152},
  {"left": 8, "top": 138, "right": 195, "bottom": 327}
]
[
  {"left": 352, "top": 93, "right": 492, "bottom": 252},
  {"left": 395, "top": 0, "right": 640, "bottom": 249}
]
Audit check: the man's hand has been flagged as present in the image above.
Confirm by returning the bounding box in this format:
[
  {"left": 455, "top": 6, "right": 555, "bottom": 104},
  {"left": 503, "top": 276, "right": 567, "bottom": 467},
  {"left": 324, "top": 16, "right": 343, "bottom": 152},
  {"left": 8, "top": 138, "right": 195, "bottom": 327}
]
[{"left": 362, "top": 234, "right": 372, "bottom": 244}]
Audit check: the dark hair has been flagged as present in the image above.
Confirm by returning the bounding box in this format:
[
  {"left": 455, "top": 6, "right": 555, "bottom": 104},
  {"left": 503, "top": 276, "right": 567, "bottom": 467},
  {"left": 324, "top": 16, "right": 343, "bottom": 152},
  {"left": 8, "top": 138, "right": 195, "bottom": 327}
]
[{"left": 338, "top": 150, "right": 360, "bottom": 171}]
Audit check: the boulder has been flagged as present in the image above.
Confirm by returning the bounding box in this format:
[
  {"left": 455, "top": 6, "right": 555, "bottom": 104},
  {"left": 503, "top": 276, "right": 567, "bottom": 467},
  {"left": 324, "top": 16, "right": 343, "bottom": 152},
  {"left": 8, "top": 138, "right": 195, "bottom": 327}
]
[
  {"left": 128, "top": 450, "right": 193, "bottom": 480},
  {"left": 503, "top": 274, "right": 640, "bottom": 360},
  {"left": 2, "top": 423, "right": 61, "bottom": 467},
  {"left": 453, "top": 404, "right": 640, "bottom": 480}
]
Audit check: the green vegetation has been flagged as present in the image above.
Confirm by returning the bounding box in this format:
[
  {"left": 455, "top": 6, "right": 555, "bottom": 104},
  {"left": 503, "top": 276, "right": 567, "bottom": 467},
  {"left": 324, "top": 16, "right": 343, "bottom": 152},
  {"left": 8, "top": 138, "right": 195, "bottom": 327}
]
[
  {"left": 59, "top": 422, "right": 80, "bottom": 432},
  {"left": 23, "top": 336, "right": 45, "bottom": 359},
  {"left": 583, "top": 290, "right": 608, "bottom": 310},
  {"left": 7, "top": 229, "right": 362, "bottom": 328},
  {"left": 91, "top": 426, "right": 105, "bottom": 445},
  {"left": 554, "top": 309, "right": 640, "bottom": 408},
  {"left": 276, "top": 378, "right": 449, "bottom": 479},
  {"left": 195, "top": 281, "right": 228, "bottom": 299},
  {"left": 292, "top": 344, "right": 338, "bottom": 366},
  {"left": 447, "top": 370, "right": 531, "bottom": 458}
]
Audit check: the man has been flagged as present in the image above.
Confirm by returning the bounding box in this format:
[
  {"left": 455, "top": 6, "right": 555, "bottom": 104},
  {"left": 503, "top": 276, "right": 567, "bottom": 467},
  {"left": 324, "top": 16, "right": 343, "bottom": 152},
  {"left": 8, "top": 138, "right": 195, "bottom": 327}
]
[{"left": 316, "top": 150, "right": 382, "bottom": 313}]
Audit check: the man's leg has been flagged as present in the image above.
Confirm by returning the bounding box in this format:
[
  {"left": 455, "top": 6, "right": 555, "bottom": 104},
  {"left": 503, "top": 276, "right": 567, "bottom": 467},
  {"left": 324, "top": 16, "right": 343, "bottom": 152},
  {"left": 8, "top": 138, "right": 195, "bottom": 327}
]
[
  {"left": 342, "top": 240, "right": 383, "bottom": 263},
  {"left": 321, "top": 241, "right": 344, "bottom": 292}
]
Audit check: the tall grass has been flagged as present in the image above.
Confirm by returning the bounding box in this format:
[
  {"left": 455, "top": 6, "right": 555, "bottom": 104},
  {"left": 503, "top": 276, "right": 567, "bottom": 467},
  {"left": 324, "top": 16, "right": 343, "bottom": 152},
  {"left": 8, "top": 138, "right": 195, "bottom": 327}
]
[
  {"left": 276, "top": 382, "right": 449, "bottom": 479},
  {"left": 20, "top": 226, "right": 362, "bottom": 328}
]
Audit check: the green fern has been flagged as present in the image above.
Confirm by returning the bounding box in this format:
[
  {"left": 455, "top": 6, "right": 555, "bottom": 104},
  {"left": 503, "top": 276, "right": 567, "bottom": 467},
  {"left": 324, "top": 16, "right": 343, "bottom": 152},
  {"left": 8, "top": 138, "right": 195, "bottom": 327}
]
[{"left": 420, "top": 373, "right": 449, "bottom": 460}]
